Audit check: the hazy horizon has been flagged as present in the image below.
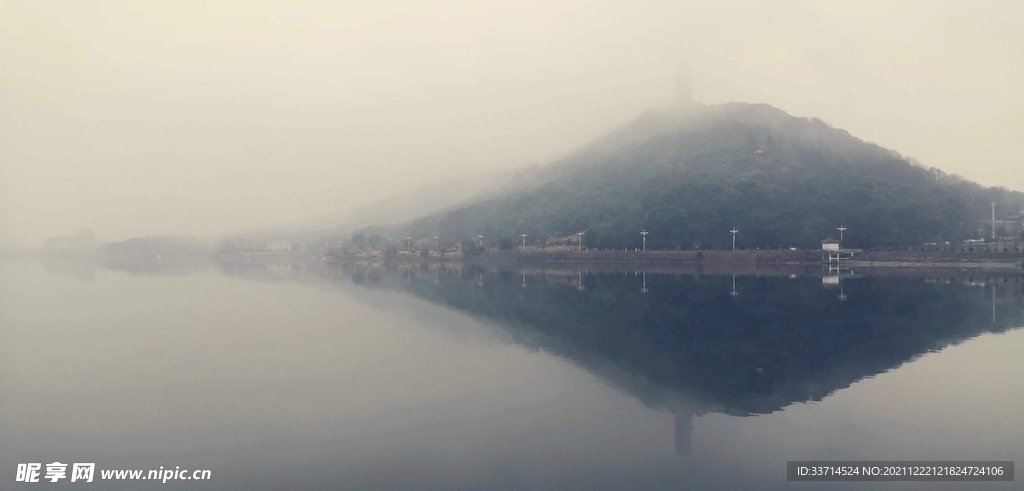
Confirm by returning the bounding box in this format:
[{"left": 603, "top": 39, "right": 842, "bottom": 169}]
[{"left": 3, "top": 0, "right": 1023, "bottom": 246}]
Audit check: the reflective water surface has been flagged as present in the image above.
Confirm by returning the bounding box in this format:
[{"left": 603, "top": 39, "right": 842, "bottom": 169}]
[{"left": 2, "top": 258, "right": 1024, "bottom": 490}]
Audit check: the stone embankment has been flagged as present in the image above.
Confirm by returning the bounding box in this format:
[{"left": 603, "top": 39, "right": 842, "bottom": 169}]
[{"left": 506, "top": 249, "right": 812, "bottom": 264}]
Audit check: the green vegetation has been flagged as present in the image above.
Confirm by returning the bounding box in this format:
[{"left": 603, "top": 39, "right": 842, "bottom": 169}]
[
  {"left": 461, "top": 239, "right": 482, "bottom": 256},
  {"left": 361, "top": 103, "right": 1024, "bottom": 250},
  {"left": 351, "top": 233, "right": 366, "bottom": 249}
]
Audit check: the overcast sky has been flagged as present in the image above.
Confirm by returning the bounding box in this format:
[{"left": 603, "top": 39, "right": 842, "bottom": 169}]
[{"left": 2, "top": 0, "right": 1022, "bottom": 246}]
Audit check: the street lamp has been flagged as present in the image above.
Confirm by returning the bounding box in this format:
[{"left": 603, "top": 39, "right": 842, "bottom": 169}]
[
  {"left": 730, "top": 228, "right": 739, "bottom": 251},
  {"left": 577, "top": 231, "right": 584, "bottom": 251},
  {"left": 521, "top": 233, "right": 528, "bottom": 250},
  {"left": 991, "top": 202, "right": 997, "bottom": 239},
  {"left": 406, "top": 236, "right": 412, "bottom": 250},
  {"left": 433, "top": 236, "right": 439, "bottom": 250},
  {"left": 641, "top": 230, "right": 648, "bottom": 251},
  {"left": 477, "top": 235, "right": 484, "bottom": 248},
  {"left": 837, "top": 226, "right": 846, "bottom": 242}
]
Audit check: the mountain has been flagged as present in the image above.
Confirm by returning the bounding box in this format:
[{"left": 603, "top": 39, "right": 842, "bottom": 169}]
[{"left": 361, "top": 103, "right": 1024, "bottom": 250}]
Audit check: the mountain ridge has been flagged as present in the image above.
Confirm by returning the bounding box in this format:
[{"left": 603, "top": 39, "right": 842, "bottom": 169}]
[{"left": 355, "top": 102, "right": 1024, "bottom": 250}]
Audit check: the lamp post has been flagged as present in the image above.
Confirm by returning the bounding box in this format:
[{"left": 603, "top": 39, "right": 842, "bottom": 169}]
[
  {"left": 477, "top": 235, "right": 484, "bottom": 248},
  {"left": 406, "top": 236, "right": 412, "bottom": 250},
  {"left": 993, "top": 283, "right": 997, "bottom": 323},
  {"left": 837, "top": 226, "right": 846, "bottom": 243},
  {"left": 730, "top": 228, "right": 739, "bottom": 251},
  {"left": 992, "top": 202, "right": 997, "bottom": 239},
  {"left": 521, "top": 233, "right": 528, "bottom": 250},
  {"left": 577, "top": 231, "right": 584, "bottom": 251},
  {"left": 641, "top": 230, "right": 648, "bottom": 251},
  {"left": 433, "top": 236, "right": 439, "bottom": 250}
]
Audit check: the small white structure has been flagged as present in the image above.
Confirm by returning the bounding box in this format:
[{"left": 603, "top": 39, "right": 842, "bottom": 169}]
[
  {"left": 267, "top": 239, "right": 292, "bottom": 252},
  {"left": 821, "top": 238, "right": 840, "bottom": 251}
]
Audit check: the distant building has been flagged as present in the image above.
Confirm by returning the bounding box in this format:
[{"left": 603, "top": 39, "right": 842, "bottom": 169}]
[
  {"left": 821, "top": 238, "right": 840, "bottom": 251},
  {"left": 267, "top": 239, "right": 292, "bottom": 252},
  {"left": 991, "top": 211, "right": 1024, "bottom": 236}
]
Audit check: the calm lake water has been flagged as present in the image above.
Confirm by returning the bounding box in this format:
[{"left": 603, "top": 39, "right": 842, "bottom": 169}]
[{"left": 2, "top": 258, "right": 1024, "bottom": 490}]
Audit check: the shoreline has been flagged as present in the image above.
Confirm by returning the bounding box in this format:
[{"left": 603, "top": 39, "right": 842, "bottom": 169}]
[{"left": 324, "top": 249, "right": 1024, "bottom": 272}]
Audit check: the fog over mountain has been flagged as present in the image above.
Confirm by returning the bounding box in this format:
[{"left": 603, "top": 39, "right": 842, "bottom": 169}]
[
  {"left": 2, "top": 1, "right": 1022, "bottom": 246},
  {"left": 214, "top": 168, "right": 514, "bottom": 243},
  {"left": 359, "top": 102, "right": 1024, "bottom": 250}
]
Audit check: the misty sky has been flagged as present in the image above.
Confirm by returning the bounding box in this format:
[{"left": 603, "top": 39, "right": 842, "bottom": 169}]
[{"left": 2, "top": 0, "right": 1022, "bottom": 246}]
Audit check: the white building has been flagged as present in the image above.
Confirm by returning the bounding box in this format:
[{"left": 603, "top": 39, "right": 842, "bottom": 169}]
[{"left": 821, "top": 238, "right": 840, "bottom": 251}]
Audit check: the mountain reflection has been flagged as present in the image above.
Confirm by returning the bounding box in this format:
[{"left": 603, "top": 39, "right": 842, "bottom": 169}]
[
  {"left": 331, "top": 262, "right": 1024, "bottom": 455},
  {"left": 213, "top": 260, "right": 1024, "bottom": 456}
]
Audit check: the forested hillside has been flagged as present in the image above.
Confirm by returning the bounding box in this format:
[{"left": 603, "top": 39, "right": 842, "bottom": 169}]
[{"left": 360, "top": 103, "right": 1024, "bottom": 250}]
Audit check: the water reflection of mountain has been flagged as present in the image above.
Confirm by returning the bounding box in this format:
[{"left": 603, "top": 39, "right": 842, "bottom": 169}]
[
  {"left": 216, "top": 260, "right": 1024, "bottom": 456},
  {"left": 340, "top": 263, "right": 1024, "bottom": 453}
]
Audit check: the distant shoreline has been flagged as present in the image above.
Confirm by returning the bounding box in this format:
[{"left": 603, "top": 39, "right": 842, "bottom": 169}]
[
  {"left": 13, "top": 248, "right": 1020, "bottom": 272},
  {"left": 323, "top": 249, "right": 1024, "bottom": 272}
]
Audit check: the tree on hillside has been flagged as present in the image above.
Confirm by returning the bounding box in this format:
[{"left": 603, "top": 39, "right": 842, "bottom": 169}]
[
  {"left": 368, "top": 234, "right": 382, "bottom": 250},
  {"left": 352, "top": 233, "right": 366, "bottom": 249},
  {"left": 461, "top": 239, "right": 480, "bottom": 257}
]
